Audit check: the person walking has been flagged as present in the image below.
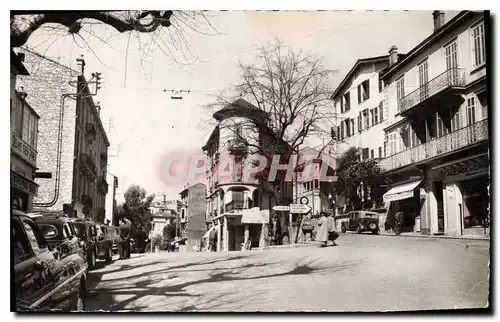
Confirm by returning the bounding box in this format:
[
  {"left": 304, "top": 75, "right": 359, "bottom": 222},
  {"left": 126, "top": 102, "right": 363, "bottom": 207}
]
[
  {"left": 316, "top": 212, "right": 329, "bottom": 247},
  {"left": 301, "top": 213, "right": 313, "bottom": 243},
  {"left": 118, "top": 218, "right": 131, "bottom": 259},
  {"left": 326, "top": 213, "right": 338, "bottom": 246}
]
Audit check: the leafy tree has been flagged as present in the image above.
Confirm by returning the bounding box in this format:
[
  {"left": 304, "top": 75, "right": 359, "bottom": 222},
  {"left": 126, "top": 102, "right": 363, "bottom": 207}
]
[
  {"left": 335, "top": 147, "right": 385, "bottom": 211},
  {"left": 117, "top": 184, "right": 155, "bottom": 234}
]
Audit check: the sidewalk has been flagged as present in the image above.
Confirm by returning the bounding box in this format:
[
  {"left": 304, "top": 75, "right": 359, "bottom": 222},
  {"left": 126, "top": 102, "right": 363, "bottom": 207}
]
[{"left": 377, "top": 230, "right": 490, "bottom": 241}]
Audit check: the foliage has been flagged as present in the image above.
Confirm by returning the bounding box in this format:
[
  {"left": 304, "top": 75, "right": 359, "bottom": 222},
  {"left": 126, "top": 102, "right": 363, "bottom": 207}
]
[
  {"left": 117, "top": 184, "right": 155, "bottom": 234},
  {"left": 162, "top": 223, "right": 176, "bottom": 242},
  {"left": 335, "top": 147, "right": 385, "bottom": 211}
]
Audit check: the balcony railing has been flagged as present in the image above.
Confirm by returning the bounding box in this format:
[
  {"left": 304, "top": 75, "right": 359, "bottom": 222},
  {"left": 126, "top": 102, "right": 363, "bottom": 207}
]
[
  {"left": 11, "top": 133, "right": 37, "bottom": 167},
  {"left": 380, "top": 119, "right": 489, "bottom": 172},
  {"left": 225, "top": 199, "right": 250, "bottom": 213},
  {"left": 98, "top": 176, "right": 109, "bottom": 195},
  {"left": 400, "top": 68, "right": 466, "bottom": 113}
]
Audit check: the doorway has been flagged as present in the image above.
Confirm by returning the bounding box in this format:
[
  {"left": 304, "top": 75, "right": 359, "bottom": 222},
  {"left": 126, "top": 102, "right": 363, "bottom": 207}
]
[{"left": 434, "top": 181, "right": 445, "bottom": 233}]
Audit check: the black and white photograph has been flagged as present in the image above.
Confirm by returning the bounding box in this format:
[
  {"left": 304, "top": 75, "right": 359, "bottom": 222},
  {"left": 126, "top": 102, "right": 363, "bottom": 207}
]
[{"left": 8, "top": 4, "right": 492, "bottom": 313}]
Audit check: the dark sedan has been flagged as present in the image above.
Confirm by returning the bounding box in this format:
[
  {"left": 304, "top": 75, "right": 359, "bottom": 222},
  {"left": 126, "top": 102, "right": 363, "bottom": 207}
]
[{"left": 13, "top": 210, "right": 88, "bottom": 311}]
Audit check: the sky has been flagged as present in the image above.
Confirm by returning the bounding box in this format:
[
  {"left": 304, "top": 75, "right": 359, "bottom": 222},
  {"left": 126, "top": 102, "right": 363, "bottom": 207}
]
[{"left": 23, "top": 10, "right": 460, "bottom": 203}]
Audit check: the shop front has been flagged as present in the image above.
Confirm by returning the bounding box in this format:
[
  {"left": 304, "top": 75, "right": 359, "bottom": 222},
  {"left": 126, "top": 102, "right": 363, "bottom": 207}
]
[
  {"left": 11, "top": 165, "right": 38, "bottom": 213},
  {"left": 432, "top": 153, "right": 490, "bottom": 238},
  {"left": 383, "top": 179, "right": 424, "bottom": 233}
]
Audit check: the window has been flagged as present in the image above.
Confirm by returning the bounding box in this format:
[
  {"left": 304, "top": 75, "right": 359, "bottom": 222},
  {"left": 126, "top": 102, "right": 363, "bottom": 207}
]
[
  {"left": 451, "top": 110, "right": 461, "bottom": 131},
  {"left": 13, "top": 219, "right": 30, "bottom": 264},
  {"left": 389, "top": 133, "right": 397, "bottom": 155},
  {"left": 409, "top": 127, "right": 420, "bottom": 147},
  {"left": 467, "top": 97, "right": 476, "bottom": 125},
  {"left": 358, "top": 80, "right": 370, "bottom": 103},
  {"left": 29, "top": 116, "right": 38, "bottom": 148},
  {"left": 379, "top": 101, "right": 384, "bottom": 122},
  {"left": 372, "top": 107, "right": 379, "bottom": 125},
  {"left": 437, "top": 116, "right": 448, "bottom": 137},
  {"left": 396, "top": 77, "right": 405, "bottom": 112},
  {"left": 362, "top": 148, "right": 369, "bottom": 160},
  {"left": 358, "top": 113, "right": 362, "bottom": 132},
  {"left": 350, "top": 119, "right": 355, "bottom": 136},
  {"left": 378, "top": 147, "right": 382, "bottom": 158},
  {"left": 341, "top": 92, "right": 350, "bottom": 113},
  {"left": 379, "top": 78, "right": 384, "bottom": 92},
  {"left": 23, "top": 220, "right": 46, "bottom": 254},
  {"left": 370, "top": 150, "right": 374, "bottom": 159},
  {"left": 340, "top": 122, "right": 345, "bottom": 140},
  {"left": 444, "top": 41, "right": 458, "bottom": 69},
  {"left": 471, "top": 22, "right": 486, "bottom": 67},
  {"left": 22, "top": 105, "right": 30, "bottom": 142},
  {"left": 363, "top": 109, "right": 369, "bottom": 129},
  {"left": 344, "top": 119, "right": 350, "bottom": 138},
  {"left": 384, "top": 141, "right": 388, "bottom": 158}
]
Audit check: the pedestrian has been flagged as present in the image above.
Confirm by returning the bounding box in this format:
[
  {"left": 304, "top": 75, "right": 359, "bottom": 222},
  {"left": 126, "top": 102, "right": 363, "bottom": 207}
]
[
  {"left": 326, "top": 213, "right": 339, "bottom": 246},
  {"left": 395, "top": 211, "right": 404, "bottom": 235},
  {"left": 301, "top": 213, "right": 313, "bottom": 243},
  {"left": 316, "top": 212, "right": 329, "bottom": 247},
  {"left": 118, "top": 218, "right": 131, "bottom": 259}
]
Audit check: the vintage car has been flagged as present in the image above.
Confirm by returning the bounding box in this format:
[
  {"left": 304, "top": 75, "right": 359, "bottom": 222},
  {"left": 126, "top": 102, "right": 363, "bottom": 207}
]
[
  {"left": 72, "top": 219, "right": 113, "bottom": 269},
  {"left": 13, "top": 209, "right": 88, "bottom": 311},
  {"left": 31, "top": 212, "right": 86, "bottom": 261},
  {"left": 98, "top": 225, "right": 120, "bottom": 255},
  {"left": 340, "top": 211, "right": 380, "bottom": 234}
]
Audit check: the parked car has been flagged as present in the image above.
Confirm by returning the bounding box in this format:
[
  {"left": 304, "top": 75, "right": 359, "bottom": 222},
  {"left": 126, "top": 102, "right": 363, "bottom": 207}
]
[
  {"left": 72, "top": 219, "right": 113, "bottom": 269},
  {"left": 98, "top": 225, "right": 120, "bottom": 255},
  {"left": 13, "top": 209, "right": 88, "bottom": 311},
  {"left": 130, "top": 230, "right": 148, "bottom": 253},
  {"left": 340, "top": 211, "right": 380, "bottom": 234},
  {"left": 31, "top": 212, "right": 86, "bottom": 261}
]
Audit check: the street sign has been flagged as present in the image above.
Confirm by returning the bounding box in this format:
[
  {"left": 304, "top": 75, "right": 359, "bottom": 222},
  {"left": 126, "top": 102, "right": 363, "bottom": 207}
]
[
  {"left": 299, "top": 196, "right": 309, "bottom": 205},
  {"left": 273, "top": 205, "right": 290, "bottom": 211},
  {"left": 289, "top": 203, "right": 312, "bottom": 214}
]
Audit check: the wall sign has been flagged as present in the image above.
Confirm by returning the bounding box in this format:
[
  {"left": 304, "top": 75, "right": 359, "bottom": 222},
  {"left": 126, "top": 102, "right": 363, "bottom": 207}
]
[
  {"left": 11, "top": 171, "right": 38, "bottom": 196},
  {"left": 445, "top": 156, "right": 489, "bottom": 181}
]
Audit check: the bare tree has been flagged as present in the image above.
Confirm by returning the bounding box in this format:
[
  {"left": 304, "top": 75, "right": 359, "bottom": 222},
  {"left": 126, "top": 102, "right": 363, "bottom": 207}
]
[{"left": 206, "top": 40, "right": 337, "bottom": 245}]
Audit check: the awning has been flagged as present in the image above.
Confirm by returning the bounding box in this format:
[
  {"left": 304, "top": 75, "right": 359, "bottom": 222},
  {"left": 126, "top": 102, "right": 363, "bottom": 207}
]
[
  {"left": 241, "top": 207, "right": 269, "bottom": 224},
  {"left": 383, "top": 179, "right": 422, "bottom": 203}
]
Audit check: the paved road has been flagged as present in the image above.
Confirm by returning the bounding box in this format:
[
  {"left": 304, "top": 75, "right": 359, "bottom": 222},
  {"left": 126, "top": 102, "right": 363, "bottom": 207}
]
[{"left": 86, "top": 234, "right": 490, "bottom": 312}]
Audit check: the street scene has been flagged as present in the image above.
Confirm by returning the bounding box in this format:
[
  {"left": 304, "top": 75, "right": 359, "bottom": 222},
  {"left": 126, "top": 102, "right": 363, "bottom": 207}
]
[{"left": 10, "top": 9, "right": 491, "bottom": 313}]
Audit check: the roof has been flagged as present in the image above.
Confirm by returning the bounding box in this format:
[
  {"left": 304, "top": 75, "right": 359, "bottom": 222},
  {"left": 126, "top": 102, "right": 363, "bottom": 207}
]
[
  {"left": 202, "top": 125, "right": 220, "bottom": 151},
  {"left": 11, "top": 49, "right": 29, "bottom": 75},
  {"left": 296, "top": 146, "right": 337, "bottom": 171},
  {"left": 212, "top": 98, "right": 267, "bottom": 122},
  {"left": 330, "top": 54, "right": 403, "bottom": 99},
  {"left": 179, "top": 182, "right": 207, "bottom": 195},
  {"left": 380, "top": 10, "right": 476, "bottom": 79}
]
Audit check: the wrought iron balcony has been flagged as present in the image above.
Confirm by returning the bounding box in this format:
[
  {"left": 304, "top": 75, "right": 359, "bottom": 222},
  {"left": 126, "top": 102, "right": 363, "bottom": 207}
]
[
  {"left": 79, "top": 153, "right": 97, "bottom": 177},
  {"left": 225, "top": 198, "right": 250, "bottom": 213},
  {"left": 379, "top": 119, "right": 489, "bottom": 172},
  {"left": 399, "top": 68, "right": 466, "bottom": 114},
  {"left": 98, "top": 176, "right": 108, "bottom": 195}
]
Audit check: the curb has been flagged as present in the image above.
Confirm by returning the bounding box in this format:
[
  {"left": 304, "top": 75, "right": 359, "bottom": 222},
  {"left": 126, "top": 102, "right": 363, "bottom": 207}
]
[{"left": 376, "top": 232, "right": 490, "bottom": 241}]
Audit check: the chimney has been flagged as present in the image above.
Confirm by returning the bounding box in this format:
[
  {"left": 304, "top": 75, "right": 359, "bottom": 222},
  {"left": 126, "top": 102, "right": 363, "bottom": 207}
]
[
  {"left": 433, "top": 11, "right": 445, "bottom": 31},
  {"left": 76, "top": 54, "right": 85, "bottom": 74},
  {"left": 388, "top": 45, "right": 399, "bottom": 66}
]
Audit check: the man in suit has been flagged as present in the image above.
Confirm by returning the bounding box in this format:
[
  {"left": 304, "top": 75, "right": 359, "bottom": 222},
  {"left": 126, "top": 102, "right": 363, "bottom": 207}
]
[{"left": 118, "top": 218, "right": 131, "bottom": 259}]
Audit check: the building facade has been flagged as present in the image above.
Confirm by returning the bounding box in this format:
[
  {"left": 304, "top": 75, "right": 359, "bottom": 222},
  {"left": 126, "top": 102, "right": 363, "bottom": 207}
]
[
  {"left": 179, "top": 183, "right": 207, "bottom": 251},
  {"left": 203, "top": 99, "right": 293, "bottom": 251},
  {"left": 10, "top": 49, "right": 39, "bottom": 213},
  {"left": 18, "top": 50, "right": 110, "bottom": 222},
  {"left": 105, "top": 173, "right": 119, "bottom": 225},
  {"left": 379, "top": 11, "right": 489, "bottom": 238}
]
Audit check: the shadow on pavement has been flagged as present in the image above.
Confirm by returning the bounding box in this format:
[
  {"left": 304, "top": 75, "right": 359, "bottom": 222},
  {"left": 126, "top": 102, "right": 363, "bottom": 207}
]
[{"left": 87, "top": 254, "right": 358, "bottom": 312}]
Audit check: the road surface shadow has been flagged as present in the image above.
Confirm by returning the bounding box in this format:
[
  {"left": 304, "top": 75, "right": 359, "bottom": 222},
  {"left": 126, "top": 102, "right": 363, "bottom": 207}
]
[{"left": 86, "top": 256, "right": 357, "bottom": 312}]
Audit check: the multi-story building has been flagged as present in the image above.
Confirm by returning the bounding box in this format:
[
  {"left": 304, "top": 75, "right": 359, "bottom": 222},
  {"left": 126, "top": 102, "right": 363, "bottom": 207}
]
[
  {"left": 179, "top": 183, "right": 207, "bottom": 251},
  {"left": 10, "top": 49, "right": 40, "bottom": 212},
  {"left": 17, "top": 50, "right": 110, "bottom": 222},
  {"left": 150, "top": 209, "right": 177, "bottom": 238},
  {"left": 379, "top": 11, "right": 489, "bottom": 238},
  {"left": 203, "top": 99, "right": 293, "bottom": 251}
]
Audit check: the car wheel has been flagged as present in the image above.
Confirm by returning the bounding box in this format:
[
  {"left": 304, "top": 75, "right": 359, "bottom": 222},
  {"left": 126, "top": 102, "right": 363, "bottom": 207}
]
[
  {"left": 356, "top": 226, "right": 362, "bottom": 234},
  {"left": 71, "top": 280, "right": 86, "bottom": 311},
  {"left": 341, "top": 225, "right": 346, "bottom": 233},
  {"left": 89, "top": 250, "right": 96, "bottom": 270},
  {"left": 105, "top": 247, "right": 113, "bottom": 263}
]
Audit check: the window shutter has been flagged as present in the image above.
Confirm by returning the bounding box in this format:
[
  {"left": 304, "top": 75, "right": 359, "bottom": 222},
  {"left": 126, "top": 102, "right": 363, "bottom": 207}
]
[
  {"left": 357, "top": 85, "right": 361, "bottom": 103},
  {"left": 358, "top": 112, "right": 362, "bottom": 131},
  {"left": 379, "top": 101, "right": 384, "bottom": 122}
]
